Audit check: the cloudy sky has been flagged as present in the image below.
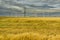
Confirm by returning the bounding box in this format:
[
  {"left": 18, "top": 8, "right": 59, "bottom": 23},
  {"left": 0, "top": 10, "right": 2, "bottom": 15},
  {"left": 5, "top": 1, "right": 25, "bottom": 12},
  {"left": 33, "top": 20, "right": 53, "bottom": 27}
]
[
  {"left": 0, "top": 0, "right": 60, "bottom": 16},
  {"left": 1, "top": 0, "right": 60, "bottom": 9}
]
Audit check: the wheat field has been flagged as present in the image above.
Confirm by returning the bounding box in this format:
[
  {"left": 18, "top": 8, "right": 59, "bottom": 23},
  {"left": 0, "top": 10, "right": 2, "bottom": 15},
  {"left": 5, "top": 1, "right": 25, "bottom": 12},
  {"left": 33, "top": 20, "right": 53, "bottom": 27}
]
[{"left": 0, "top": 17, "right": 60, "bottom": 40}]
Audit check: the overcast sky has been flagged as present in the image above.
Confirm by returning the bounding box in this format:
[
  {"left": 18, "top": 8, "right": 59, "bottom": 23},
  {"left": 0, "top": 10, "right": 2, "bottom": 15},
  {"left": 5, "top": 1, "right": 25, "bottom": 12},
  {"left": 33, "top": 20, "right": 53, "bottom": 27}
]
[
  {"left": 0, "top": 0, "right": 60, "bottom": 16},
  {"left": 0, "top": 0, "right": 60, "bottom": 9}
]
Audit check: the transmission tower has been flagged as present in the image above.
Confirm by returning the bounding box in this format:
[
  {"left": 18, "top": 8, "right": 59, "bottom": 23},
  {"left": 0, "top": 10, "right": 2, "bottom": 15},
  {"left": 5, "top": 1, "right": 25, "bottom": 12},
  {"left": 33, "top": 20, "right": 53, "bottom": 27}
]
[{"left": 24, "top": 7, "right": 26, "bottom": 17}]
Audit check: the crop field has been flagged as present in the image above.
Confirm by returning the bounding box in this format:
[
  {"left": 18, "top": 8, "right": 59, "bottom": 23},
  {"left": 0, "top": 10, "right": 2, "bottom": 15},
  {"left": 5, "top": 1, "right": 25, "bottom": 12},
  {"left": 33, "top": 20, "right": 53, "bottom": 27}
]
[{"left": 0, "top": 17, "right": 60, "bottom": 40}]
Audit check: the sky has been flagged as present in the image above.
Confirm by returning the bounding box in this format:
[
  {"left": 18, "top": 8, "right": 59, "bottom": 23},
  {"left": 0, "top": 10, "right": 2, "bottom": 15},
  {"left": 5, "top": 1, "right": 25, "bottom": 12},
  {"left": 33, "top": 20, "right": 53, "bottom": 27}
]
[
  {"left": 0, "top": 0, "right": 60, "bottom": 9},
  {"left": 0, "top": 0, "right": 60, "bottom": 16}
]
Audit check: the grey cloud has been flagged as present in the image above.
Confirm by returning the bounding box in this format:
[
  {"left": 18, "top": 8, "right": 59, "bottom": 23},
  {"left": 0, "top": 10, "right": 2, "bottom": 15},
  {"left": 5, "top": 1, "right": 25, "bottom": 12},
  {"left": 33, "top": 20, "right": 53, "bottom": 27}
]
[{"left": 0, "top": 0, "right": 60, "bottom": 17}]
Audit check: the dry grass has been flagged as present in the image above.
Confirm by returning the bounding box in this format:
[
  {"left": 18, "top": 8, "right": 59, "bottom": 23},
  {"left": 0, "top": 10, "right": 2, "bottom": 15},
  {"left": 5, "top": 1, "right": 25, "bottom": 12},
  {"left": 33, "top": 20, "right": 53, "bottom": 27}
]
[
  {"left": 0, "top": 17, "right": 60, "bottom": 40},
  {"left": 0, "top": 32, "right": 60, "bottom": 40}
]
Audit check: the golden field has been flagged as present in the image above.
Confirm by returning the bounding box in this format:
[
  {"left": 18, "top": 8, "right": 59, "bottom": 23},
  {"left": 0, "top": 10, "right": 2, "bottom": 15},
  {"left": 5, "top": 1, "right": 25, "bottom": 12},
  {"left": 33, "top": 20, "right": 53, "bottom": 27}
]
[{"left": 0, "top": 17, "right": 60, "bottom": 40}]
